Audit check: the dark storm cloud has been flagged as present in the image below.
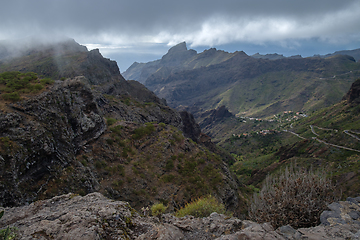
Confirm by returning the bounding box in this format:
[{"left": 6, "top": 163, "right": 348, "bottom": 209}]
[
  {"left": 1, "top": 0, "right": 360, "bottom": 70},
  {"left": 2, "top": 0, "right": 359, "bottom": 39}
]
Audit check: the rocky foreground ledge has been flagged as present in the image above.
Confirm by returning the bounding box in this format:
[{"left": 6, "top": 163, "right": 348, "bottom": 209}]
[{"left": 0, "top": 192, "right": 360, "bottom": 239}]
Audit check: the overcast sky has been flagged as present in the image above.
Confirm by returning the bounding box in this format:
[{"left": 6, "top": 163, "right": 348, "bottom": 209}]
[{"left": 1, "top": 0, "right": 360, "bottom": 71}]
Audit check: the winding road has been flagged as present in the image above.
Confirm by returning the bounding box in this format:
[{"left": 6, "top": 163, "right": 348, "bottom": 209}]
[
  {"left": 283, "top": 125, "right": 360, "bottom": 153},
  {"left": 344, "top": 130, "right": 360, "bottom": 141}
]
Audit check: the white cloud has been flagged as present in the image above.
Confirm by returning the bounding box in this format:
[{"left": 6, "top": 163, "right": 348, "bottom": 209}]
[
  {"left": 146, "top": 0, "right": 360, "bottom": 49},
  {"left": 1, "top": 0, "right": 360, "bottom": 70}
]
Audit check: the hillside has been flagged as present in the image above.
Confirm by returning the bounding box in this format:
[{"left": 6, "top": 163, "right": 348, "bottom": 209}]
[
  {"left": 124, "top": 43, "right": 360, "bottom": 120},
  {"left": 147, "top": 52, "right": 360, "bottom": 118},
  {"left": 0, "top": 40, "right": 244, "bottom": 215},
  {"left": 219, "top": 78, "right": 360, "bottom": 198}
]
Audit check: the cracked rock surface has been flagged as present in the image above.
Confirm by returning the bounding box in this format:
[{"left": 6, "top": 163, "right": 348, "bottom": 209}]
[{"left": 1, "top": 193, "right": 360, "bottom": 239}]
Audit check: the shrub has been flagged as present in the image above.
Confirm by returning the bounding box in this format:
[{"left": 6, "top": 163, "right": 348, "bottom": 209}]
[
  {"left": 112, "top": 180, "right": 124, "bottom": 188},
  {"left": 165, "top": 159, "right": 174, "bottom": 170},
  {"left": 106, "top": 138, "right": 114, "bottom": 145},
  {"left": 2, "top": 92, "right": 20, "bottom": 101},
  {"left": 172, "top": 132, "right": 183, "bottom": 142},
  {"left": 106, "top": 118, "right": 117, "bottom": 126},
  {"left": 40, "top": 78, "right": 54, "bottom": 85},
  {"left": 110, "top": 125, "right": 123, "bottom": 135},
  {"left": 249, "top": 165, "right": 337, "bottom": 229},
  {"left": 31, "top": 83, "right": 43, "bottom": 92},
  {"left": 151, "top": 203, "right": 167, "bottom": 217},
  {"left": 132, "top": 123, "right": 155, "bottom": 140},
  {"left": 161, "top": 174, "right": 175, "bottom": 183},
  {"left": 95, "top": 160, "right": 107, "bottom": 169},
  {"left": 175, "top": 195, "right": 226, "bottom": 218},
  {"left": 117, "top": 164, "right": 125, "bottom": 176},
  {"left": 0, "top": 210, "right": 16, "bottom": 240}
]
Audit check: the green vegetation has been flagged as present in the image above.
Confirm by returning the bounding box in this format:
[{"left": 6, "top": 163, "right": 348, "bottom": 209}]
[
  {"left": 151, "top": 203, "right": 167, "bottom": 217},
  {"left": 1, "top": 92, "right": 20, "bottom": 101},
  {"left": 214, "top": 89, "right": 360, "bottom": 200},
  {"left": 106, "top": 118, "right": 117, "bottom": 126},
  {"left": 175, "top": 195, "right": 226, "bottom": 218},
  {"left": 161, "top": 174, "right": 175, "bottom": 183},
  {"left": 110, "top": 125, "right": 123, "bottom": 135},
  {"left": 250, "top": 165, "right": 337, "bottom": 229},
  {"left": 0, "top": 210, "right": 16, "bottom": 240},
  {"left": 132, "top": 123, "right": 155, "bottom": 140},
  {"left": 0, "top": 71, "right": 54, "bottom": 101},
  {"left": 0, "top": 137, "right": 15, "bottom": 155}
]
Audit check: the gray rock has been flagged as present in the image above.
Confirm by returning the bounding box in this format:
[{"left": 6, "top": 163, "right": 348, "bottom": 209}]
[
  {"left": 1, "top": 193, "right": 360, "bottom": 239},
  {"left": 277, "top": 225, "right": 297, "bottom": 239}
]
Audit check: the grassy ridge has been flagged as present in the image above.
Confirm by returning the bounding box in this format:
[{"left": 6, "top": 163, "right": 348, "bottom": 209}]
[{"left": 0, "top": 71, "right": 54, "bottom": 101}]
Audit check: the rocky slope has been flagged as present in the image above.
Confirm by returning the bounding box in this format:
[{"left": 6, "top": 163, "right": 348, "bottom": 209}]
[
  {"left": 0, "top": 39, "right": 243, "bottom": 215},
  {"left": 0, "top": 192, "right": 359, "bottom": 239}
]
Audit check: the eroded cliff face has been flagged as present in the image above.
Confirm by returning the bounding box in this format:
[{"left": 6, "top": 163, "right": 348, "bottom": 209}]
[{"left": 0, "top": 77, "right": 106, "bottom": 206}]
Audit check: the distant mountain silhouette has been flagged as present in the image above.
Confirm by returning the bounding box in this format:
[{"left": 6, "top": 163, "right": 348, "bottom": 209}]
[
  {"left": 123, "top": 43, "right": 360, "bottom": 118},
  {"left": 320, "top": 48, "right": 360, "bottom": 62}
]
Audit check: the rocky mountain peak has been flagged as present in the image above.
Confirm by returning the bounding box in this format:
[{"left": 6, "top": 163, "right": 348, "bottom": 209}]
[
  {"left": 160, "top": 42, "right": 197, "bottom": 66},
  {"left": 167, "top": 41, "right": 188, "bottom": 53}
]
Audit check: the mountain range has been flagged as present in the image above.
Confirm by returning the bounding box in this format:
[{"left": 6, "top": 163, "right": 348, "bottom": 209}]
[
  {"left": 123, "top": 42, "right": 360, "bottom": 201},
  {"left": 123, "top": 42, "right": 360, "bottom": 119},
  {"left": 1, "top": 37, "right": 360, "bottom": 226}
]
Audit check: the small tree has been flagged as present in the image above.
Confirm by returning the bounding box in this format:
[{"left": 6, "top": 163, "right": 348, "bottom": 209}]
[{"left": 249, "top": 164, "right": 337, "bottom": 229}]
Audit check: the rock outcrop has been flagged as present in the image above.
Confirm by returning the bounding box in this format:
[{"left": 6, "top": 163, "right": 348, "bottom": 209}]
[
  {"left": 199, "top": 106, "right": 234, "bottom": 129},
  {"left": 343, "top": 78, "right": 360, "bottom": 103},
  {"left": 1, "top": 192, "right": 359, "bottom": 239},
  {"left": 0, "top": 77, "right": 106, "bottom": 207}
]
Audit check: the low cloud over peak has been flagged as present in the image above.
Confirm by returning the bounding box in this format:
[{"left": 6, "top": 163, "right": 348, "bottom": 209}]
[{"left": 1, "top": 0, "right": 360, "bottom": 70}]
